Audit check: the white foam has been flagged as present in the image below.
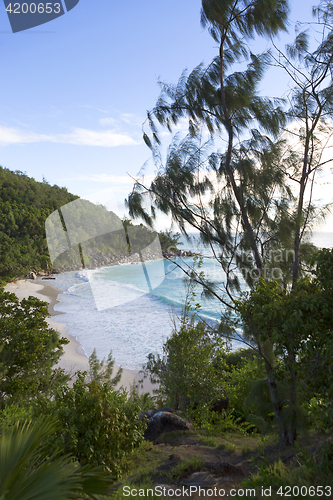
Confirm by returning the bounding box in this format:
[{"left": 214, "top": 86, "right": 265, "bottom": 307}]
[{"left": 50, "top": 269, "right": 178, "bottom": 370}]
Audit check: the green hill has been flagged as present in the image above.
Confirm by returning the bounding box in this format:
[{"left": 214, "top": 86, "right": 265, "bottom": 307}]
[
  {"left": 0, "top": 167, "right": 184, "bottom": 283},
  {"left": 0, "top": 167, "right": 78, "bottom": 282}
]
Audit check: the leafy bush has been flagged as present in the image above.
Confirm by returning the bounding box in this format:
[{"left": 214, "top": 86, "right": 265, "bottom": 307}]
[
  {"left": 88, "top": 347, "right": 123, "bottom": 386},
  {"left": 0, "top": 403, "right": 32, "bottom": 429},
  {"left": 0, "top": 289, "right": 69, "bottom": 408},
  {"left": 127, "top": 384, "right": 158, "bottom": 411},
  {"left": 143, "top": 321, "right": 229, "bottom": 410},
  {"left": 223, "top": 352, "right": 266, "bottom": 421},
  {"left": 190, "top": 404, "right": 255, "bottom": 435},
  {"left": 235, "top": 260, "right": 333, "bottom": 445},
  {"left": 303, "top": 396, "right": 331, "bottom": 433},
  {"left": 34, "top": 373, "right": 146, "bottom": 478}
]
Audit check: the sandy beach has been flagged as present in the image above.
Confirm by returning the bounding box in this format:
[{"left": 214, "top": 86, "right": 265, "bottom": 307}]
[{"left": 4, "top": 279, "right": 155, "bottom": 393}]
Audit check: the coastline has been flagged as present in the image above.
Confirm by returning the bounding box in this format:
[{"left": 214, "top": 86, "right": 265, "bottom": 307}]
[{"left": 4, "top": 279, "right": 155, "bottom": 393}]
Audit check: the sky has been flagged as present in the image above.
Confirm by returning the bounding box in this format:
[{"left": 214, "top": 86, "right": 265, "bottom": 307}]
[{"left": 0, "top": 0, "right": 332, "bottom": 233}]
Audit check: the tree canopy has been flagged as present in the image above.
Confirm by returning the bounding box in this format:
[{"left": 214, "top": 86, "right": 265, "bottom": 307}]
[
  {"left": 0, "top": 289, "right": 68, "bottom": 407},
  {"left": 127, "top": 0, "right": 332, "bottom": 293},
  {"left": 126, "top": 0, "right": 333, "bottom": 445},
  {"left": 0, "top": 167, "right": 78, "bottom": 281}
]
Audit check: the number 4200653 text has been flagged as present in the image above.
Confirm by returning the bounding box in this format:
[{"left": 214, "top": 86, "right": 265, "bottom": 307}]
[{"left": 6, "top": 3, "right": 61, "bottom": 14}]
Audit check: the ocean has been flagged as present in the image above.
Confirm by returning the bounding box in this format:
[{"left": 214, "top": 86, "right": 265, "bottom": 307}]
[{"left": 44, "top": 231, "right": 333, "bottom": 370}]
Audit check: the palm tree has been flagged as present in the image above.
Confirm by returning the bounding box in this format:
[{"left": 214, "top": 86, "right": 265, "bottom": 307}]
[{"left": 0, "top": 417, "right": 114, "bottom": 500}]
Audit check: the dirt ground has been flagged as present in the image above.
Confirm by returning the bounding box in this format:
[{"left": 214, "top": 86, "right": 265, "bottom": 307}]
[{"left": 117, "top": 430, "right": 329, "bottom": 499}]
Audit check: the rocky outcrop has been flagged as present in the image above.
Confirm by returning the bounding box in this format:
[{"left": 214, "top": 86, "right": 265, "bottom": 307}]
[
  {"left": 142, "top": 410, "right": 194, "bottom": 441},
  {"left": 25, "top": 269, "right": 57, "bottom": 280},
  {"left": 25, "top": 271, "right": 37, "bottom": 279},
  {"left": 183, "top": 471, "right": 220, "bottom": 487},
  {"left": 162, "top": 249, "right": 198, "bottom": 258}
]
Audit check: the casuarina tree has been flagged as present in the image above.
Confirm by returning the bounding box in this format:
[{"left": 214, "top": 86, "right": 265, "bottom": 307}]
[{"left": 127, "top": 0, "right": 333, "bottom": 445}]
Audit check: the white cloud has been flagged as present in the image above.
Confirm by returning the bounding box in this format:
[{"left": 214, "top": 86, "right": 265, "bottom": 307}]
[
  {"left": 120, "top": 113, "right": 143, "bottom": 126},
  {"left": 0, "top": 125, "right": 139, "bottom": 147},
  {"left": 59, "top": 128, "right": 139, "bottom": 147},
  {"left": 0, "top": 126, "right": 52, "bottom": 145},
  {"left": 99, "top": 117, "right": 117, "bottom": 126}
]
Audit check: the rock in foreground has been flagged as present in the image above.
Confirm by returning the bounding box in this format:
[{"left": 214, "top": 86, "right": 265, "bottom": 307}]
[{"left": 144, "top": 411, "right": 194, "bottom": 441}]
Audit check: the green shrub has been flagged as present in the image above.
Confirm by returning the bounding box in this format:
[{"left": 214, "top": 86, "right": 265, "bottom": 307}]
[
  {"left": 190, "top": 404, "right": 255, "bottom": 435},
  {"left": 34, "top": 373, "right": 146, "bottom": 478},
  {"left": 0, "top": 290, "right": 69, "bottom": 408},
  {"left": 224, "top": 355, "right": 266, "bottom": 424},
  {"left": 88, "top": 347, "right": 123, "bottom": 387},
  {"left": 239, "top": 442, "right": 333, "bottom": 499},
  {"left": 0, "top": 403, "right": 32, "bottom": 429},
  {"left": 143, "top": 321, "right": 229, "bottom": 410}
]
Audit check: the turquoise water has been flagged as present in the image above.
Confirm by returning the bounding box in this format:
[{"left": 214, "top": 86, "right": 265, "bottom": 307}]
[
  {"left": 47, "top": 232, "right": 333, "bottom": 370},
  {"left": 95, "top": 257, "right": 228, "bottom": 322},
  {"left": 48, "top": 257, "right": 230, "bottom": 370}
]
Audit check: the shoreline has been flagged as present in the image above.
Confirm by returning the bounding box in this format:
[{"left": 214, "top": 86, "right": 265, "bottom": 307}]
[{"left": 4, "top": 279, "right": 156, "bottom": 393}]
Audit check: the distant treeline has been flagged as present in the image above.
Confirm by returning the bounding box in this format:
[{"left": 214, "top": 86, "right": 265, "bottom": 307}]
[{"left": 0, "top": 167, "right": 181, "bottom": 282}]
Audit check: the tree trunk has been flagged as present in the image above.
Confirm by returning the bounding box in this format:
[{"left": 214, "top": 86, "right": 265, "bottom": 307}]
[
  {"left": 264, "top": 360, "right": 290, "bottom": 446},
  {"left": 287, "top": 361, "right": 298, "bottom": 445},
  {"left": 219, "top": 39, "right": 263, "bottom": 273}
]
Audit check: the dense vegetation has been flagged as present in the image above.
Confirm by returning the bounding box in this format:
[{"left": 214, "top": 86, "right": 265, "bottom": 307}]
[
  {"left": 1, "top": 251, "right": 332, "bottom": 497},
  {"left": 0, "top": 167, "right": 181, "bottom": 281},
  {"left": 143, "top": 249, "right": 333, "bottom": 439},
  {"left": 0, "top": 288, "right": 149, "bottom": 497},
  {"left": 127, "top": 0, "right": 333, "bottom": 448},
  {"left": 0, "top": 250, "right": 332, "bottom": 497},
  {"left": 1, "top": 0, "right": 333, "bottom": 495},
  {"left": 0, "top": 167, "right": 78, "bottom": 281},
  {"left": 0, "top": 289, "right": 69, "bottom": 407}
]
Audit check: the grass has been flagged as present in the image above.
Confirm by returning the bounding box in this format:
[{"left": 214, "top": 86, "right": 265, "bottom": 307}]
[
  {"left": 239, "top": 447, "right": 333, "bottom": 500},
  {"left": 154, "top": 429, "right": 197, "bottom": 443},
  {"left": 198, "top": 430, "right": 274, "bottom": 456},
  {"left": 110, "top": 424, "right": 330, "bottom": 500},
  {"left": 198, "top": 435, "right": 220, "bottom": 447},
  {"left": 224, "top": 441, "right": 237, "bottom": 453},
  {"left": 166, "top": 456, "right": 204, "bottom": 481},
  {"left": 121, "top": 441, "right": 163, "bottom": 480}
]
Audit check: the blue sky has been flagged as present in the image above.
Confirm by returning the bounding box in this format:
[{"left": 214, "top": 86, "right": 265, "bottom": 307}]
[{"left": 0, "top": 0, "right": 332, "bottom": 232}]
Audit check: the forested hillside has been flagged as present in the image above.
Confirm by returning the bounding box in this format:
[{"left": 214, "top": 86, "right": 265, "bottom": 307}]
[
  {"left": 0, "top": 167, "right": 78, "bottom": 281},
  {"left": 0, "top": 167, "right": 181, "bottom": 282}
]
